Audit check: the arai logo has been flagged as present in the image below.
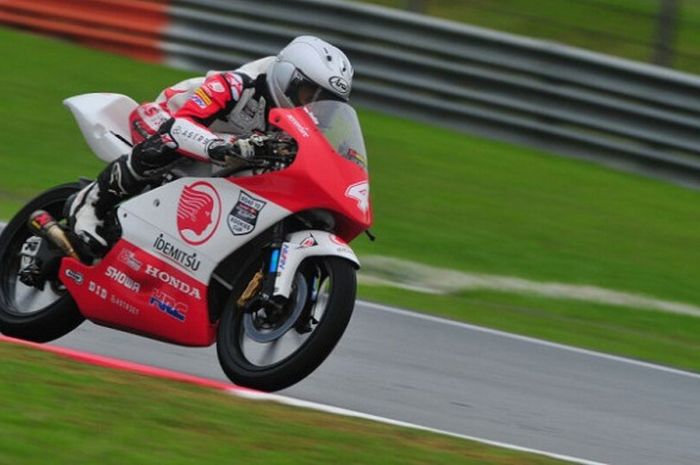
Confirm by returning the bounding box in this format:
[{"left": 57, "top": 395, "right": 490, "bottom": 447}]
[{"left": 329, "top": 76, "right": 350, "bottom": 95}]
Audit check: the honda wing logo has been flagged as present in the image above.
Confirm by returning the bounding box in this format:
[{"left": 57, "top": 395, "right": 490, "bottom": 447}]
[{"left": 345, "top": 181, "right": 370, "bottom": 214}]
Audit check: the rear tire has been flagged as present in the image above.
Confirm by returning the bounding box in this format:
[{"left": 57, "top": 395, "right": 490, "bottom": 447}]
[
  {"left": 217, "top": 257, "right": 356, "bottom": 392},
  {"left": 0, "top": 184, "right": 84, "bottom": 342}
]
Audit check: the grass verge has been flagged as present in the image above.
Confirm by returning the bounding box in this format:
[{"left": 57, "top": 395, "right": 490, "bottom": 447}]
[{"left": 0, "top": 342, "right": 570, "bottom": 465}]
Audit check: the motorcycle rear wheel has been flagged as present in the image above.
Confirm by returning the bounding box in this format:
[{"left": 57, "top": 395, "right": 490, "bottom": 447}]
[
  {"left": 0, "top": 183, "right": 84, "bottom": 342},
  {"left": 217, "top": 256, "right": 356, "bottom": 392}
]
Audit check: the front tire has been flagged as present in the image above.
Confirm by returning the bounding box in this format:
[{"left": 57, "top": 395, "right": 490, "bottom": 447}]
[
  {"left": 217, "top": 257, "right": 356, "bottom": 392},
  {"left": 0, "top": 184, "right": 84, "bottom": 342}
]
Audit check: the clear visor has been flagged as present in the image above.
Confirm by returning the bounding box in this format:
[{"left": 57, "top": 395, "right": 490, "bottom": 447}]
[{"left": 286, "top": 71, "right": 343, "bottom": 107}]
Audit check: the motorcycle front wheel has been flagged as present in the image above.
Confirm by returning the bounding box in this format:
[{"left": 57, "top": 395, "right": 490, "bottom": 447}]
[
  {"left": 0, "top": 183, "right": 84, "bottom": 342},
  {"left": 217, "top": 256, "right": 356, "bottom": 392}
]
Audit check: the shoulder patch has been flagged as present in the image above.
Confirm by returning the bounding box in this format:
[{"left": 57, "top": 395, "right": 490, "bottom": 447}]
[
  {"left": 224, "top": 72, "right": 244, "bottom": 100},
  {"left": 192, "top": 88, "right": 212, "bottom": 108},
  {"left": 206, "top": 80, "right": 225, "bottom": 94}
]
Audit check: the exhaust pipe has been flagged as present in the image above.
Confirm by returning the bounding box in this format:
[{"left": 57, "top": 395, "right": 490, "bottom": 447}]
[{"left": 28, "top": 210, "right": 80, "bottom": 260}]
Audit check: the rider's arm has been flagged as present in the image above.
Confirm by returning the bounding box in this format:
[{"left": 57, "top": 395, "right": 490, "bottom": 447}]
[{"left": 165, "top": 72, "right": 248, "bottom": 162}]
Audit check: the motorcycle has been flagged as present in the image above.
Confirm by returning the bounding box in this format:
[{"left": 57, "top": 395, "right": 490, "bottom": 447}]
[{"left": 0, "top": 93, "right": 372, "bottom": 392}]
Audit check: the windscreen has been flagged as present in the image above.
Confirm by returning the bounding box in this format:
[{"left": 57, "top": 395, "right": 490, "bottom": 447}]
[{"left": 304, "top": 101, "right": 368, "bottom": 171}]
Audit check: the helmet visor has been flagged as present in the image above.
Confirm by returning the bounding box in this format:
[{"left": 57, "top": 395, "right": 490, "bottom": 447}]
[{"left": 286, "top": 71, "right": 343, "bottom": 107}]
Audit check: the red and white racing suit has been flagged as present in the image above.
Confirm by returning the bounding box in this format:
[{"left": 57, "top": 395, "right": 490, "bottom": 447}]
[
  {"left": 125, "top": 56, "right": 275, "bottom": 179},
  {"left": 69, "top": 57, "right": 278, "bottom": 252}
]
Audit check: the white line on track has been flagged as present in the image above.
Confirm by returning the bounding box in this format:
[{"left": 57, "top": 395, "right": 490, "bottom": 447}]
[
  {"left": 235, "top": 390, "right": 609, "bottom": 465},
  {"left": 4, "top": 334, "right": 608, "bottom": 465},
  {"left": 359, "top": 299, "right": 700, "bottom": 381}
]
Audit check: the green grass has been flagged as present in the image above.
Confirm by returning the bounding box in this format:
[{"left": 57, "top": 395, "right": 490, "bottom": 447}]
[
  {"left": 2, "top": 26, "right": 700, "bottom": 372},
  {"left": 357, "top": 0, "right": 700, "bottom": 73},
  {"left": 0, "top": 343, "right": 569, "bottom": 465},
  {"left": 356, "top": 109, "right": 700, "bottom": 307},
  {"left": 0, "top": 29, "right": 194, "bottom": 219}
]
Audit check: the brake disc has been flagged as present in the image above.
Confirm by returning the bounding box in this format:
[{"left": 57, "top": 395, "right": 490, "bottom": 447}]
[{"left": 243, "top": 273, "right": 308, "bottom": 343}]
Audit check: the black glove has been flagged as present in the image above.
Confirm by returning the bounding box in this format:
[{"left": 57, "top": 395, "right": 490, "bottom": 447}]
[{"left": 207, "top": 135, "right": 267, "bottom": 165}]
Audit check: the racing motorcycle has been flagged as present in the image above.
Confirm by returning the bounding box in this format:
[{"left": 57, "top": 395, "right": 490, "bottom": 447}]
[{"left": 0, "top": 93, "right": 372, "bottom": 392}]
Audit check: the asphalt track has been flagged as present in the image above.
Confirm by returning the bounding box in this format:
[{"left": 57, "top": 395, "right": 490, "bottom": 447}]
[
  {"left": 3, "top": 217, "right": 697, "bottom": 465},
  {"left": 50, "top": 301, "right": 700, "bottom": 465}
]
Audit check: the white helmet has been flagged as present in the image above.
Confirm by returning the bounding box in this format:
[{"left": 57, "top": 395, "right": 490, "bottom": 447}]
[{"left": 267, "top": 36, "right": 354, "bottom": 108}]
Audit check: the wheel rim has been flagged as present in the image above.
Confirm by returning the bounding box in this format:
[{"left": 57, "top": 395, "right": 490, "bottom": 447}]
[
  {"left": 0, "top": 201, "right": 68, "bottom": 317},
  {"left": 7, "top": 276, "right": 64, "bottom": 316},
  {"left": 243, "top": 273, "right": 308, "bottom": 343},
  {"left": 236, "top": 261, "right": 332, "bottom": 369}
]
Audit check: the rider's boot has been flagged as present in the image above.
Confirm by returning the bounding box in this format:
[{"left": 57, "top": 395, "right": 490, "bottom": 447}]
[{"left": 69, "top": 155, "right": 145, "bottom": 257}]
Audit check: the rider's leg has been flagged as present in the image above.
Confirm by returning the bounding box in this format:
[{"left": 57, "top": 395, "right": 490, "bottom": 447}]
[
  {"left": 69, "top": 118, "right": 180, "bottom": 255},
  {"left": 69, "top": 155, "right": 147, "bottom": 253}
]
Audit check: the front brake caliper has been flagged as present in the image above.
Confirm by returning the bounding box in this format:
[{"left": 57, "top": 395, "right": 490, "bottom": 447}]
[{"left": 237, "top": 270, "right": 264, "bottom": 309}]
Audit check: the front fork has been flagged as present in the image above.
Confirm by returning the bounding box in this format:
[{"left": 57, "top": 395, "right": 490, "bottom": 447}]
[
  {"left": 237, "top": 222, "right": 287, "bottom": 312},
  {"left": 237, "top": 226, "right": 362, "bottom": 312}
]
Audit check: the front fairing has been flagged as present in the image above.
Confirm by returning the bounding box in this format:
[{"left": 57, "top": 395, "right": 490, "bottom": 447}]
[{"left": 233, "top": 105, "right": 372, "bottom": 241}]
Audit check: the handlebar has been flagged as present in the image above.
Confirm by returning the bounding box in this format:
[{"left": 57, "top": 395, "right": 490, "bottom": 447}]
[{"left": 212, "top": 133, "right": 297, "bottom": 177}]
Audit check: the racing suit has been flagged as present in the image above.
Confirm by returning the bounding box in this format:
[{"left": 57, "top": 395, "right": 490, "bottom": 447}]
[
  {"left": 128, "top": 56, "right": 275, "bottom": 175},
  {"left": 71, "top": 57, "right": 275, "bottom": 251}
]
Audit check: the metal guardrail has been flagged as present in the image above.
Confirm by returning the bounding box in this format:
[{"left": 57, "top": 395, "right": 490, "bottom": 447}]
[
  {"left": 162, "top": 0, "right": 700, "bottom": 186},
  {"left": 4, "top": 0, "right": 700, "bottom": 185}
]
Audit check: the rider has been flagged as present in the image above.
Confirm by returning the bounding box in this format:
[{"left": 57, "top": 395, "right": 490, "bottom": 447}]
[{"left": 69, "top": 35, "right": 354, "bottom": 255}]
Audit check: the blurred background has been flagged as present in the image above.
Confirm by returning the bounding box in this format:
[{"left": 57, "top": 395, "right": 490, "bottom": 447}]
[
  {"left": 361, "top": 0, "right": 698, "bottom": 71},
  {"left": 2, "top": 2, "right": 700, "bottom": 463}
]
